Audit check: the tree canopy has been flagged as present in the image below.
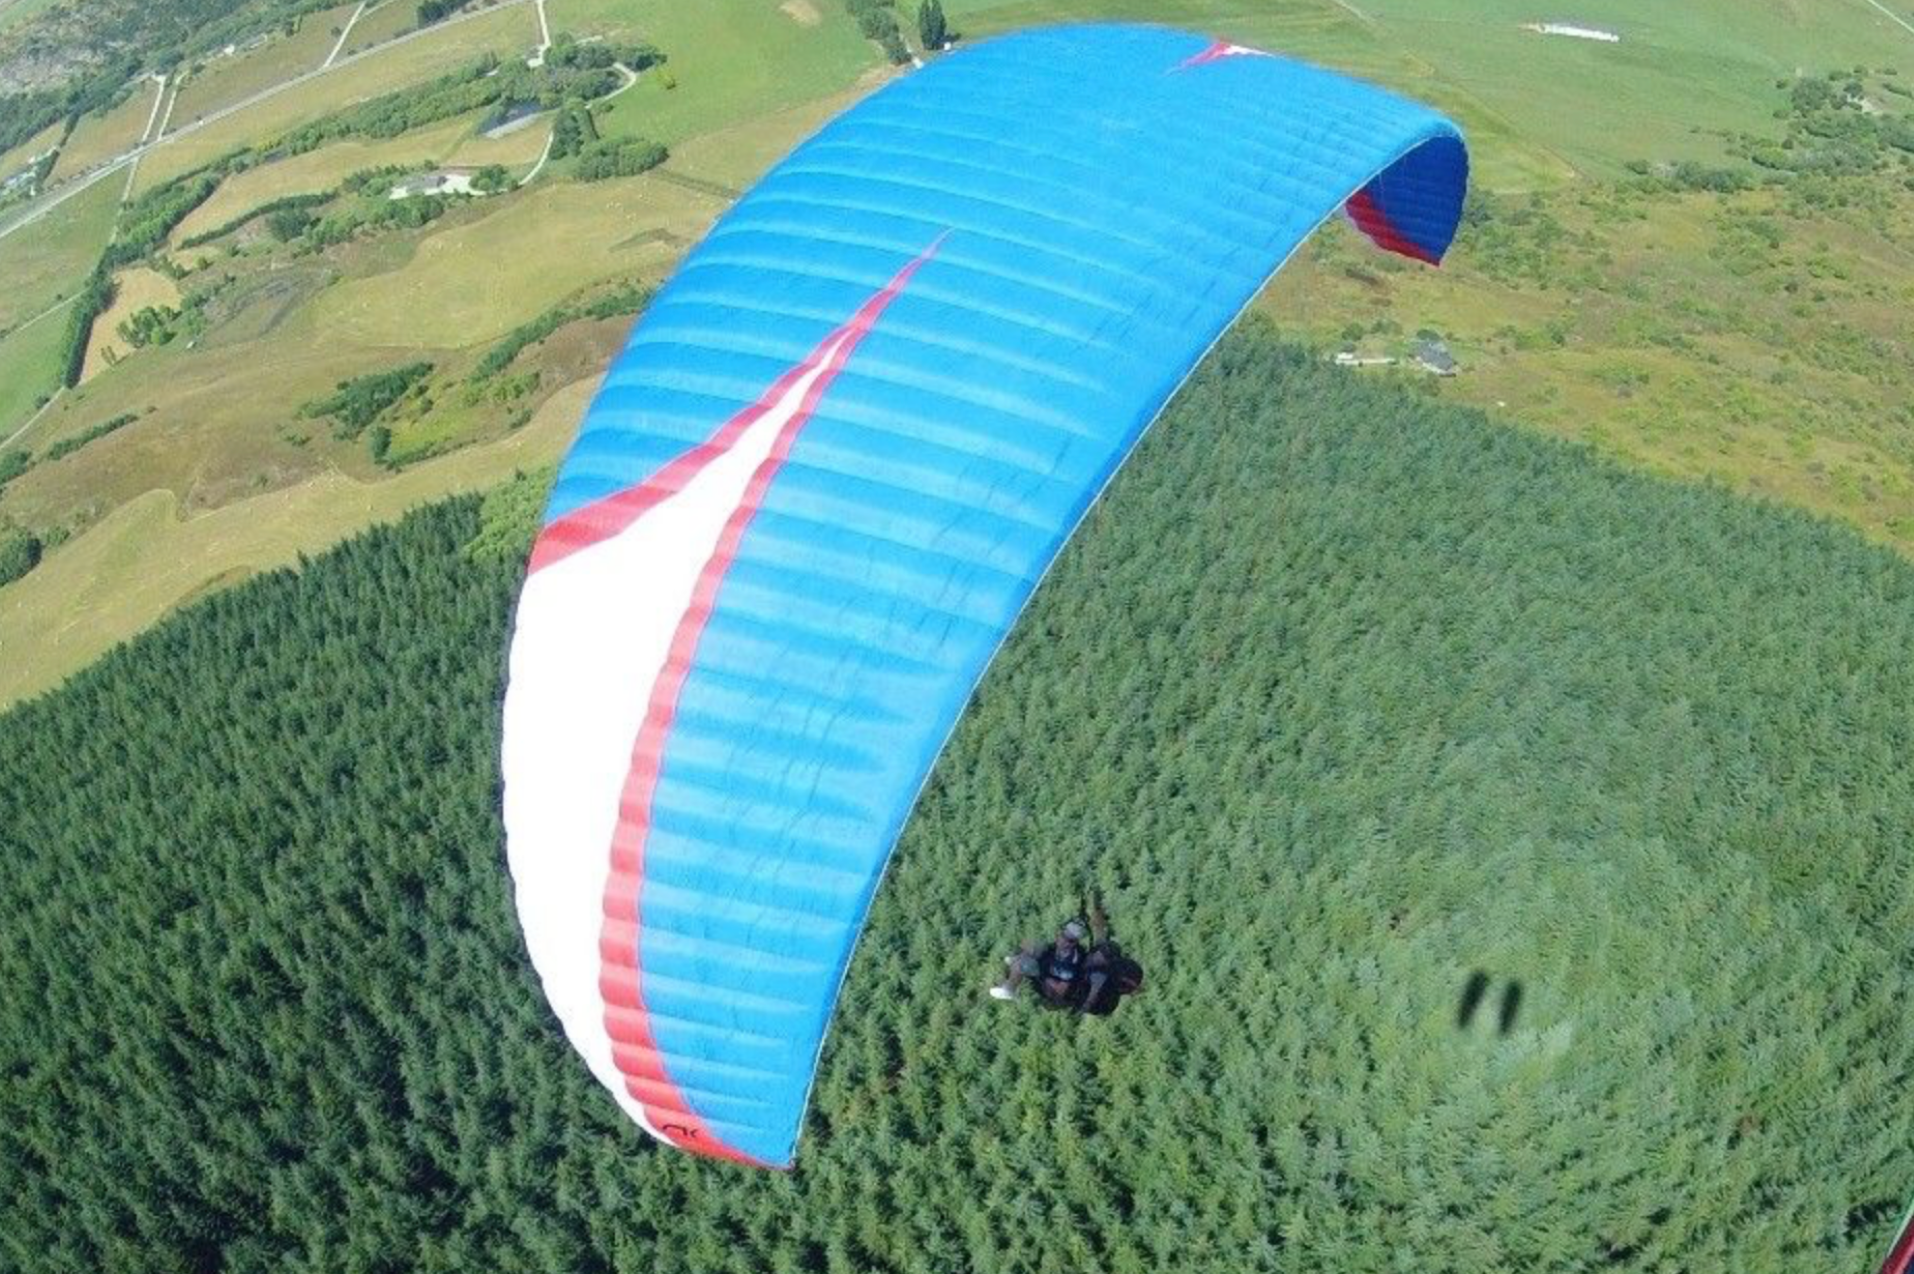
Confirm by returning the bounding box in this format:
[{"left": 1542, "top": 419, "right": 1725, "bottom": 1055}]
[{"left": 0, "top": 327, "right": 1908, "bottom": 1271}]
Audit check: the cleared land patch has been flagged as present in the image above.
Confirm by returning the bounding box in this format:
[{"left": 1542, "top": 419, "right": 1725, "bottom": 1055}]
[{"left": 0, "top": 375, "right": 584, "bottom": 706}]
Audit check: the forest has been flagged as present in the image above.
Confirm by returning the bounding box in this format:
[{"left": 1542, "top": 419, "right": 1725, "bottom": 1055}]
[{"left": 0, "top": 327, "right": 1909, "bottom": 1272}]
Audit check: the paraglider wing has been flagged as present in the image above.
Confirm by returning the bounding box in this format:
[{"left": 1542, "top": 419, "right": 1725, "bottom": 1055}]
[
  {"left": 501, "top": 22, "right": 1467, "bottom": 1168},
  {"left": 1882, "top": 1197, "right": 1914, "bottom": 1274}
]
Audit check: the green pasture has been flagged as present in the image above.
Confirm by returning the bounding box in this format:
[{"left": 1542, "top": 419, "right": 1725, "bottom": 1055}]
[
  {"left": 0, "top": 176, "right": 120, "bottom": 331},
  {"left": 555, "top": 0, "right": 880, "bottom": 145},
  {"left": 0, "top": 301, "right": 67, "bottom": 437},
  {"left": 946, "top": 0, "right": 1914, "bottom": 182}
]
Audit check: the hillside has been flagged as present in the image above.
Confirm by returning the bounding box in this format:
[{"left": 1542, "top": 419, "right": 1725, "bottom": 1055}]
[
  {"left": 1, "top": 0, "right": 1912, "bottom": 710},
  {"left": 1, "top": 328, "right": 1908, "bottom": 1272}
]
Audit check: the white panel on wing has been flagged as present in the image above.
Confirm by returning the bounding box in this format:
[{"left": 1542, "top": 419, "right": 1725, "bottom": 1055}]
[{"left": 500, "top": 338, "right": 849, "bottom": 1133}]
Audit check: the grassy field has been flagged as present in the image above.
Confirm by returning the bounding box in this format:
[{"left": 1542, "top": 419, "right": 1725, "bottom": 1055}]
[
  {"left": 168, "top": 2, "right": 362, "bottom": 125},
  {"left": 341, "top": 0, "right": 419, "bottom": 58},
  {"left": 0, "top": 301, "right": 68, "bottom": 437},
  {"left": 7, "top": 312, "right": 413, "bottom": 529},
  {"left": 47, "top": 80, "right": 159, "bottom": 184},
  {"left": 945, "top": 0, "right": 1912, "bottom": 183},
  {"left": 0, "top": 176, "right": 120, "bottom": 331},
  {"left": 663, "top": 83, "right": 865, "bottom": 192},
  {"left": 170, "top": 113, "right": 495, "bottom": 243},
  {"left": 137, "top": 0, "right": 538, "bottom": 192},
  {"left": 7, "top": 0, "right": 1914, "bottom": 715},
  {"left": 310, "top": 173, "right": 718, "bottom": 346},
  {"left": 1259, "top": 172, "right": 1914, "bottom": 547},
  {"left": 0, "top": 119, "right": 63, "bottom": 182},
  {"left": 0, "top": 376, "right": 583, "bottom": 706},
  {"left": 557, "top": 0, "right": 882, "bottom": 146}
]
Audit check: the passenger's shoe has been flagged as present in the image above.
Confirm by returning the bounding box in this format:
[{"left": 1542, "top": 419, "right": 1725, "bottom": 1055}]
[{"left": 988, "top": 985, "right": 1017, "bottom": 1001}]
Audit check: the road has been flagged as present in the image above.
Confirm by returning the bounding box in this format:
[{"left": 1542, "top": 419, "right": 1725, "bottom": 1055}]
[
  {"left": 1, "top": 387, "right": 64, "bottom": 452},
  {"left": 0, "top": 0, "right": 532, "bottom": 244},
  {"left": 517, "top": 127, "right": 555, "bottom": 186},
  {"left": 325, "top": 0, "right": 368, "bottom": 69},
  {"left": 121, "top": 74, "right": 172, "bottom": 201},
  {"left": 1855, "top": 0, "right": 1914, "bottom": 38}
]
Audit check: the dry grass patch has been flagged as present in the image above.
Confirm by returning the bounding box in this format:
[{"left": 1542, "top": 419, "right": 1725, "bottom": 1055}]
[
  {"left": 170, "top": 4, "right": 359, "bottom": 124},
  {"left": 341, "top": 0, "right": 421, "bottom": 58},
  {"left": 81, "top": 268, "right": 182, "bottom": 380},
  {"left": 310, "top": 174, "right": 714, "bottom": 347}
]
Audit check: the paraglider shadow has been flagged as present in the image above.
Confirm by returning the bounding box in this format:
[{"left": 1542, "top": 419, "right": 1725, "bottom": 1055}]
[{"left": 1456, "top": 971, "right": 1523, "bottom": 1037}]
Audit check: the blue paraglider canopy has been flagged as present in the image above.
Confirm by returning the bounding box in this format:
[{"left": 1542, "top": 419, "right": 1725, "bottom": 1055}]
[{"left": 502, "top": 22, "right": 1468, "bottom": 1168}]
